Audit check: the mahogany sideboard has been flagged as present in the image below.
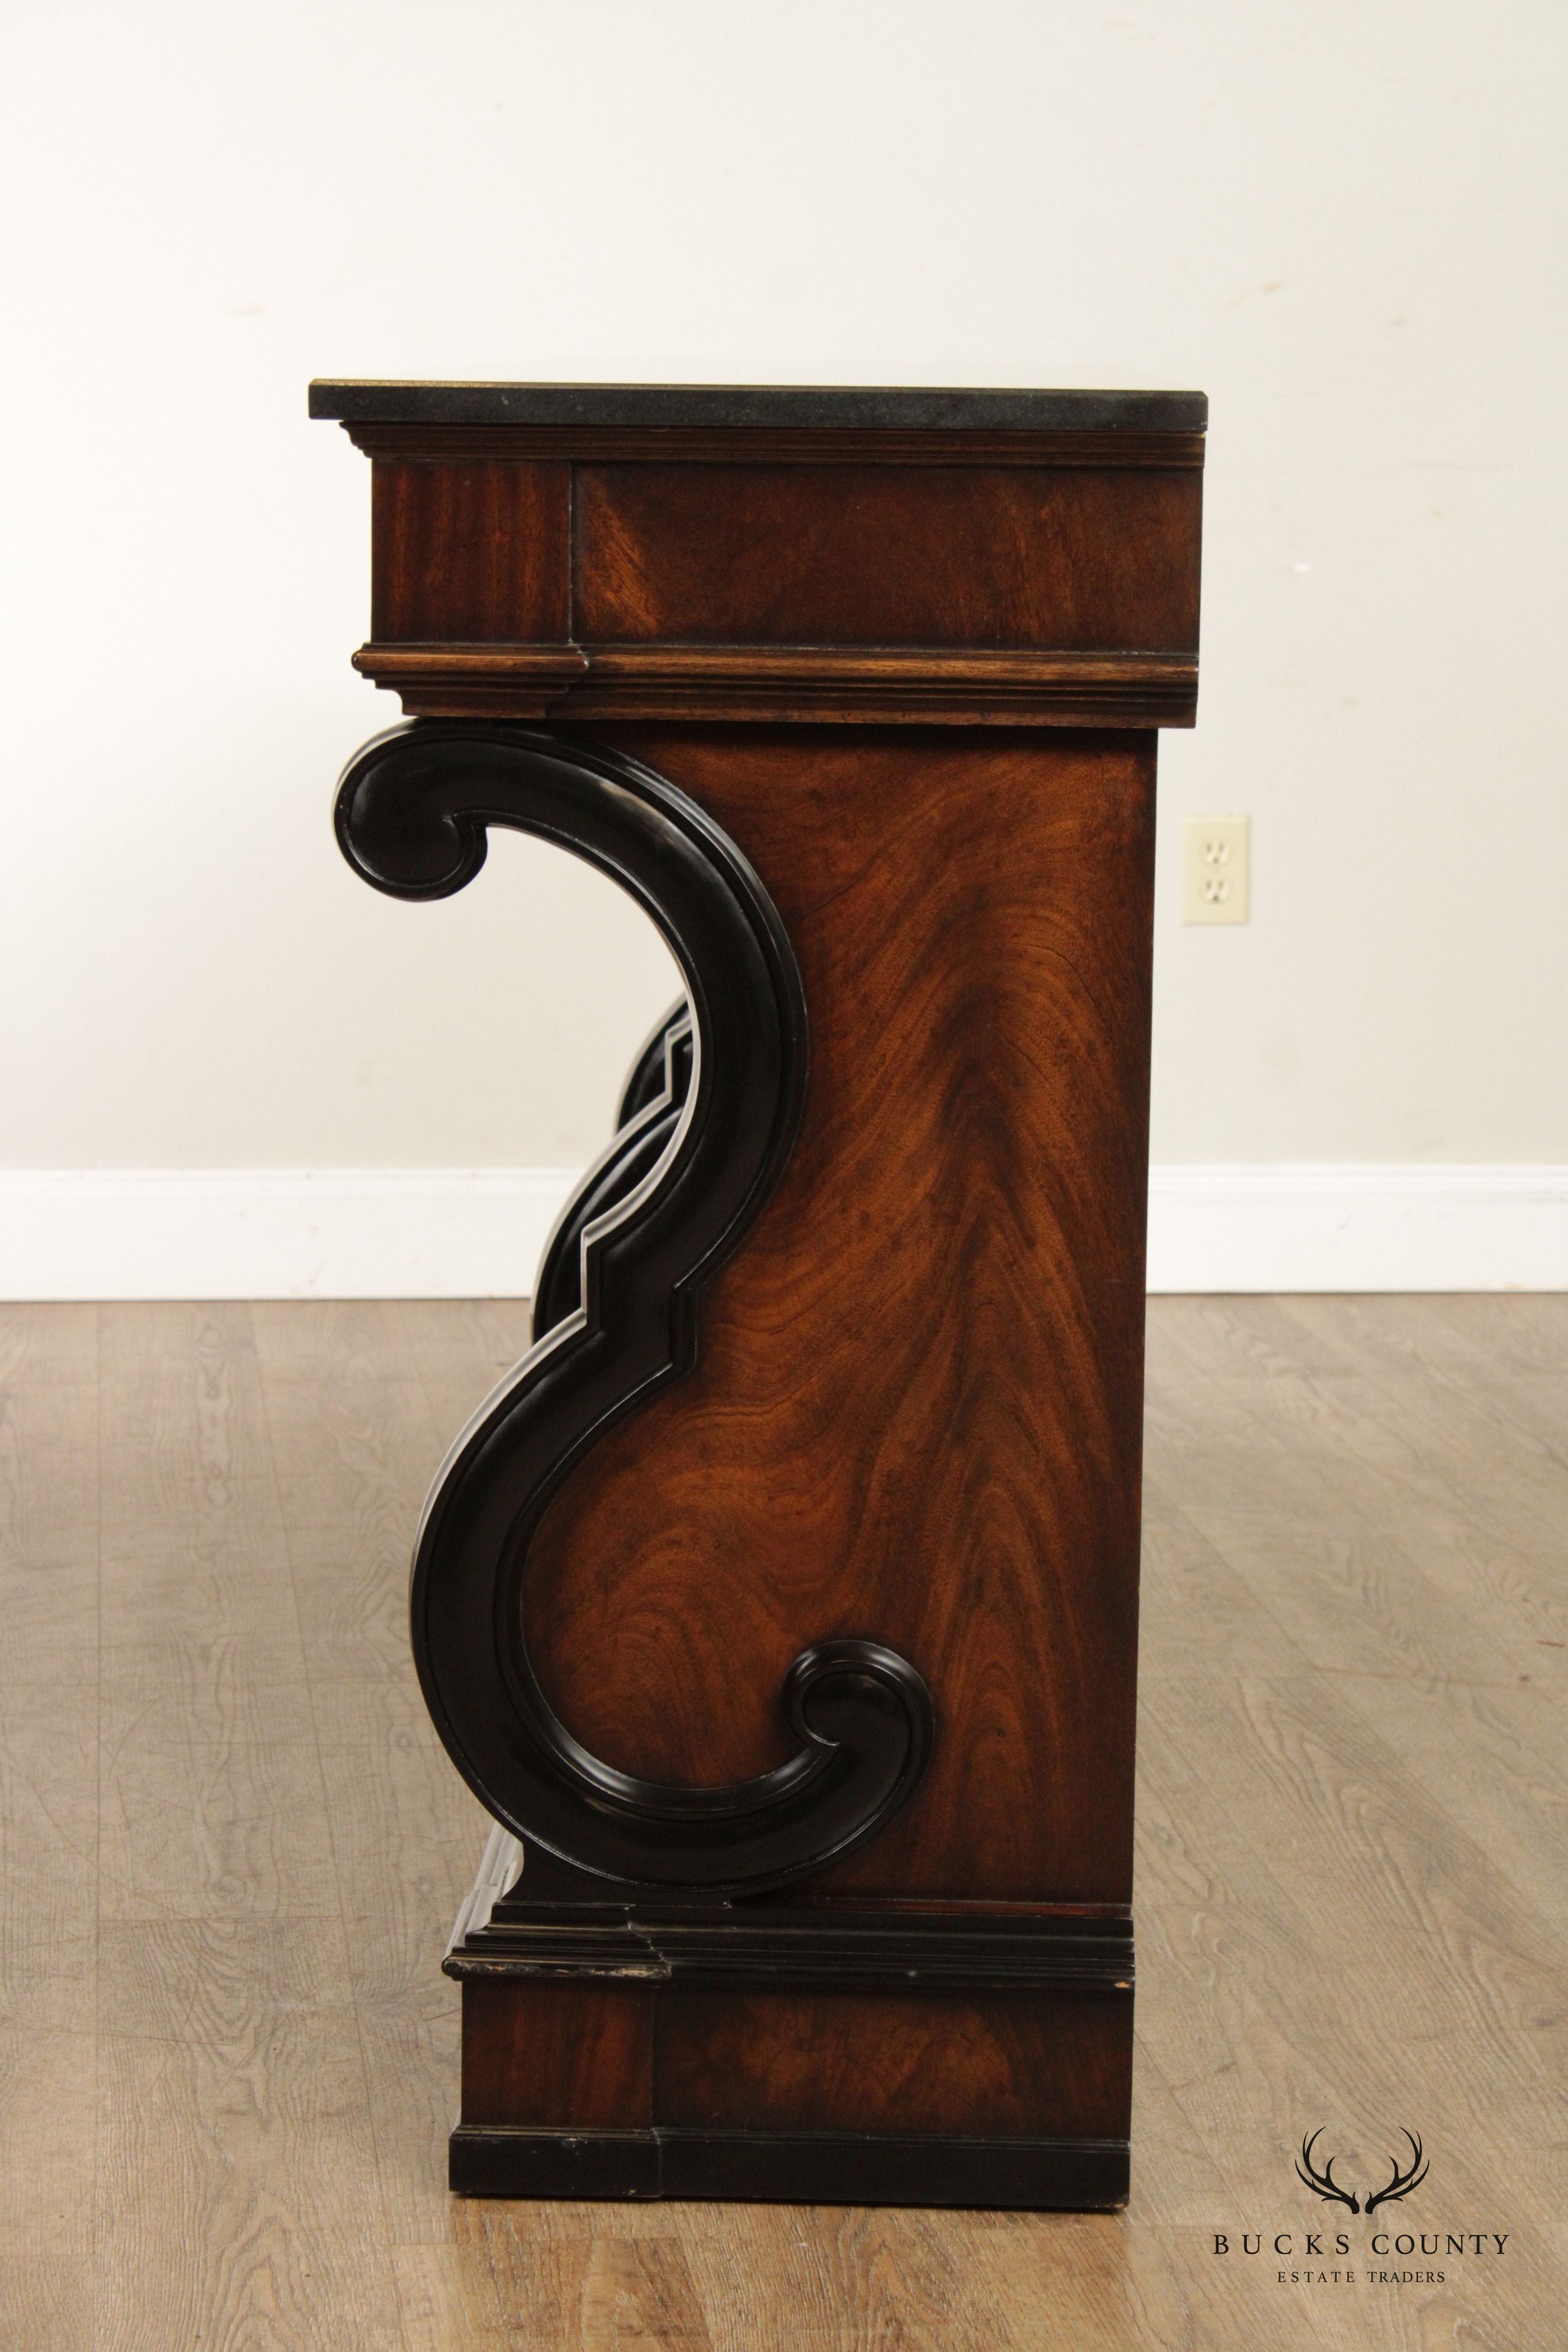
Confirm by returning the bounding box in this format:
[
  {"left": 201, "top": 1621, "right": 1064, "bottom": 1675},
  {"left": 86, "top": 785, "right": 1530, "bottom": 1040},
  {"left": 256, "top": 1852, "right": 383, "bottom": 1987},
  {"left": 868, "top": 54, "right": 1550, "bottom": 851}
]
[{"left": 311, "top": 378, "right": 1205, "bottom": 2208}]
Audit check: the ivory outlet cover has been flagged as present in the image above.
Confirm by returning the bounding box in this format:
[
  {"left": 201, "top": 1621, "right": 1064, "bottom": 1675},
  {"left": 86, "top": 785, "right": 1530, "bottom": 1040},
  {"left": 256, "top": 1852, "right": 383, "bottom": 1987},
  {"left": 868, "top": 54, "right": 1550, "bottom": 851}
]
[{"left": 1182, "top": 814, "right": 1250, "bottom": 924}]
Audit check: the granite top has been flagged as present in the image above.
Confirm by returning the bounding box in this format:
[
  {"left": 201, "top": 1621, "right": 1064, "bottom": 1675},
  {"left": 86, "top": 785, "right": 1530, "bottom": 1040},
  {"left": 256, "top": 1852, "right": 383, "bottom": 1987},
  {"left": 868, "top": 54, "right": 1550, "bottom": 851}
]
[{"left": 308, "top": 380, "right": 1207, "bottom": 432}]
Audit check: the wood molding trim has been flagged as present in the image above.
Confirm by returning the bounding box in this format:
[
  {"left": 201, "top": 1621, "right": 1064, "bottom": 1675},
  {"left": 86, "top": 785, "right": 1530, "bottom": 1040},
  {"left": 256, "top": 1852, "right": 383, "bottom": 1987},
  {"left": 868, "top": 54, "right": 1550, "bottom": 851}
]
[
  {"left": 342, "top": 420, "right": 1206, "bottom": 469},
  {"left": 351, "top": 642, "right": 1200, "bottom": 727},
  {"left": 447, "top": 1820, "right": 1135, "bottom": 1998}
]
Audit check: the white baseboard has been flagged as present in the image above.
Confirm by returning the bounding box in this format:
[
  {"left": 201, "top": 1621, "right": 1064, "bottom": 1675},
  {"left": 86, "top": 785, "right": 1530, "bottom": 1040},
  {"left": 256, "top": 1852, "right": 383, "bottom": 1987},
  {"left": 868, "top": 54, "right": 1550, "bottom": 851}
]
[
  {"left": 0, "top": 1168, "right": 582, "bottom": 1302},
  {"left": 0, "top": 1165, "right": 1562, "bottom": 1301},
  {"left": 1146, "top": 1165, "right": 1568, "bottom": 1293}
]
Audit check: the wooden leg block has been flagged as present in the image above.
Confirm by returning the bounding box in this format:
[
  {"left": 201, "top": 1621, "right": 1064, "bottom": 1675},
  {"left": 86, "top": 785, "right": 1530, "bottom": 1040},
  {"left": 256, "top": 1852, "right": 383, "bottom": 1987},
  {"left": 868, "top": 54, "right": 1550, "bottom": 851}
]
[
  {"left": 461, "top": 1981, "right": 654, "bottom": 2128},
  {"left": 453, "top": 1975, "right": 1131, "bottom": 2208}
]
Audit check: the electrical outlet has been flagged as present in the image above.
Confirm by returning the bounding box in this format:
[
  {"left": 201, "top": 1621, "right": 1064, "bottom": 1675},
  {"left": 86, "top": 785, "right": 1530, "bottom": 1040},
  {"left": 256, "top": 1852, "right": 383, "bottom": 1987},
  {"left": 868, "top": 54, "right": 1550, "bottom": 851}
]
[{"left": 1182, "top": 814, "right": 1250, "bottom": 925}]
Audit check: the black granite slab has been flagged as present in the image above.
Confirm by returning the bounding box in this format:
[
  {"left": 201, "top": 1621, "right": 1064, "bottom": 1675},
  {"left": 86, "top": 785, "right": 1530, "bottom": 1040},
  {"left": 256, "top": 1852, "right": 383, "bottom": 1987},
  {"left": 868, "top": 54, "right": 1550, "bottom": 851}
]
[{"left": 308, "top": 380, "right": 1206, "bottom": 432}]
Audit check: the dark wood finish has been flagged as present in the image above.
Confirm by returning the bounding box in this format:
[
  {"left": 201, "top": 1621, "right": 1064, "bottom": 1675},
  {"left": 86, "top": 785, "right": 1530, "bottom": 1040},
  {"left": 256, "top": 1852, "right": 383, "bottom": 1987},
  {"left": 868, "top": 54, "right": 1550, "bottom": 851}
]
[
  {"left": 654, "top": 1991, "right": 1129, "bottom": 2139},
  {"left": 462, "top": 1981, "right": 652, "bottom": 2128},
  {"left": 370, "top": 459, "right": 569, "bottom": 643},
  {"left": 316, "top": 378, "right": 1203, "bottom": 2208},
  {"left": 335, "top": 725, "right": 933, "bottom": 1893},
  {"left": 454, "top": 1956, "right": 1131, "bottom": 2204},
  {"left": 337, "top": 378, "right": 1203, "bottom": 730},
  {"left": 522, "top": 727, "right": 1154, "bottom": 1905},
  {"left": 573, "top": 463, "right": 1199, "bottom": 651},
  {"left": 447, "top": 2126, "right": 1129, "bottom": 2208}
]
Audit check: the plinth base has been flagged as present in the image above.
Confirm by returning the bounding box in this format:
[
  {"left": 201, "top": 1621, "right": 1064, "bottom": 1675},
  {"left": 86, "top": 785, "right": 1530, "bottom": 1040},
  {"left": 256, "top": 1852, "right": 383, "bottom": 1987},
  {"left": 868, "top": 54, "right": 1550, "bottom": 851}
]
[
  {"left": 450, "top": 2124, "right": 1128, "bottom": 2207},
  {"left": 445, "top": 1831, "right": 1133, "bottom": 2212}
]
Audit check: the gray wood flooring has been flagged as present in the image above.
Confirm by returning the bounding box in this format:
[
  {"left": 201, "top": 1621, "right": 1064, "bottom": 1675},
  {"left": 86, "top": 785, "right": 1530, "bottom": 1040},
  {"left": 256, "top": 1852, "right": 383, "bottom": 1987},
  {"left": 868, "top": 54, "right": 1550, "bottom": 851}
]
[{"left": 0, "top": 1296, "right": 1562, "bottom": 2348}]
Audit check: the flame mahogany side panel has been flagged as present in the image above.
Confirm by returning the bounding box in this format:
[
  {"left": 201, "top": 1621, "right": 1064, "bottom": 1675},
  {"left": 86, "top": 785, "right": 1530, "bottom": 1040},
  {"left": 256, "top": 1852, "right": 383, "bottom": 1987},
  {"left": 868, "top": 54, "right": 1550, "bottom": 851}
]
[
  {"left": 572, "top": 464, "right": 1199, "bottom": 651},
  {"left": 524, "top": 723, "right": 1155, "bottom": 1906},
  {"left": 371, "top": 459, "right": 570, "bottom": 642},
  {"left": 459, "top": 1979, "right": 1131, "bottom": 2141}
]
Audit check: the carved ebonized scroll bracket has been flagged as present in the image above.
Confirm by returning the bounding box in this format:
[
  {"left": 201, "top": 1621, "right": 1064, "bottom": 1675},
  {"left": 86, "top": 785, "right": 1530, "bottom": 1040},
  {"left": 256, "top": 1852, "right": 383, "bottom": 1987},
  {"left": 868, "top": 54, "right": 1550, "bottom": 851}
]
[{"left": 334, "top": 720, "right": 935, "bottom": 1894}]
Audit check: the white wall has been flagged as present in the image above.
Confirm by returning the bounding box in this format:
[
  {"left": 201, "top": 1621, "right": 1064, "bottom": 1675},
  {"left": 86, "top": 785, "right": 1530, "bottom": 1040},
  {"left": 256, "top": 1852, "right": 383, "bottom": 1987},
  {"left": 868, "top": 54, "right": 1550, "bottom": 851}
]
[{"left": 2, "top": 1, "right": 1564, "bottom": 1288}]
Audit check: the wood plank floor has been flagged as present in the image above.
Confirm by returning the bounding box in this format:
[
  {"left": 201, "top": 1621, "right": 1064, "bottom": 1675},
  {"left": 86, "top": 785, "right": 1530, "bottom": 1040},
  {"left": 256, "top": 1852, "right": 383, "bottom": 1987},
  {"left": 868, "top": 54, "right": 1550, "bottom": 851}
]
[{"left": 0, "top": 1295, "right": 1563, "bottom": 2348}]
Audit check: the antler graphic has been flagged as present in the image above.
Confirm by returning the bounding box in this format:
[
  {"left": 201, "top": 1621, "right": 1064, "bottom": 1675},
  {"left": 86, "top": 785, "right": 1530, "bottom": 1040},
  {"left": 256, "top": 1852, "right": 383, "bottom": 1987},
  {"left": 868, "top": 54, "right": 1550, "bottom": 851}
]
[
  {"left": 1364, "top": 2131, "right": 1428, "bottom": 2213},
  {"left": 1295, "top": 2129, "right": 1360, "bottom": 2211}
]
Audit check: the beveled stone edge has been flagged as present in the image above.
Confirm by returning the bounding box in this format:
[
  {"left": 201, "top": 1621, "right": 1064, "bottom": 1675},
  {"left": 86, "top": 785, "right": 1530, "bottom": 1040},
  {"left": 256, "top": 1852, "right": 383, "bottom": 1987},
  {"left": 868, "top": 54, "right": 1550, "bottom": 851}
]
[{"left": 309, "top": 378, "right": 1207, "bottom": 433}]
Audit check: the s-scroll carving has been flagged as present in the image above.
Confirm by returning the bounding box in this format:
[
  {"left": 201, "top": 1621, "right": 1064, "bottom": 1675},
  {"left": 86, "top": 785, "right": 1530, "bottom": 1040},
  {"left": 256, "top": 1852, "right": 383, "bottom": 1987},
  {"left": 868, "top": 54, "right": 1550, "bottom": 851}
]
[
  {"left": 334, "top": 721, "right": 935, "bottom": 1892},
  {"left": 532, "top": 999, "right": 692, "bottom": 1340}
]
